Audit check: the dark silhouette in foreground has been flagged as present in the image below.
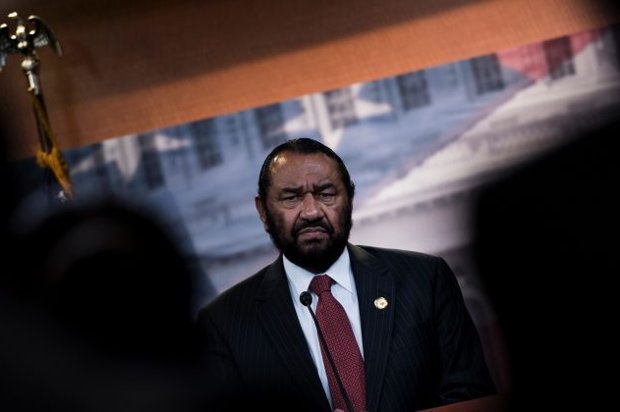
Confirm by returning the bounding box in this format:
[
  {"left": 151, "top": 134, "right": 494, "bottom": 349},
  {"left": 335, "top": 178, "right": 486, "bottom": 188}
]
[
  {"left": 0, "top": 196, "right": 214, "bottom": 411},
  {"left": 473, "top": 119, "right": 619, "bottom": 410}
]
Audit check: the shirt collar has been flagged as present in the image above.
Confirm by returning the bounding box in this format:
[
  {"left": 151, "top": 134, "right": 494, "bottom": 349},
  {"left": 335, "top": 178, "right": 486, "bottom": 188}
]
[{"left": 284, "top": 247, "right": 352, "bottom": 297}]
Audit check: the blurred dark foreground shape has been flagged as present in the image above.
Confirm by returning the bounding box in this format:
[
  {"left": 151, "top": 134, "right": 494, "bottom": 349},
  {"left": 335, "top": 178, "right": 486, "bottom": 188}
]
[
  {"left": 473, "top": 117, "right": 620, "bottom": 410},
  {"left": 0, "top": 197, "right": 216, "bottom": 411}
]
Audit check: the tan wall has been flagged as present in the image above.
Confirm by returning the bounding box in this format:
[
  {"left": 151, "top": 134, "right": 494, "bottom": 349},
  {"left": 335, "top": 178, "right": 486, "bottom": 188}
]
[{"left": 1, "top": 0, "right": 618, "bottom": 159}]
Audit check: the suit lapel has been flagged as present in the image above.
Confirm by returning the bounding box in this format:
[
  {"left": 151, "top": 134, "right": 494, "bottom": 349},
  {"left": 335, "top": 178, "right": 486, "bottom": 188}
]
[
  {"left": 255, "top": 256, "right": 329, "bottom": 409},
  {"left": 349, "top": 244, "right": 395, "bottom": 412}
]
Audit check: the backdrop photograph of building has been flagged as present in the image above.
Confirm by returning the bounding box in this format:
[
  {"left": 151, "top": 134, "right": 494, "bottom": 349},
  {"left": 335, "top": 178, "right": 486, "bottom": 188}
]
[{"left": 54, "top": 24, "right": 619, "bottom": 296}]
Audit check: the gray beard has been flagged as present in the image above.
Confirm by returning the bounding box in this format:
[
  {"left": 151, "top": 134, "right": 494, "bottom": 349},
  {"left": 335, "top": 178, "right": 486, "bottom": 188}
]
[{"left": 263, "top": 206, "right": 352, "bottom": 274}]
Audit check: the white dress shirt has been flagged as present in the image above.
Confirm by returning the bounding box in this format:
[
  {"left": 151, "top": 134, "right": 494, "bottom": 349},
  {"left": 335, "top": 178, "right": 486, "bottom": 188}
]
[{"left": 283, "top": 248, "right": 364, "bottom": 407}]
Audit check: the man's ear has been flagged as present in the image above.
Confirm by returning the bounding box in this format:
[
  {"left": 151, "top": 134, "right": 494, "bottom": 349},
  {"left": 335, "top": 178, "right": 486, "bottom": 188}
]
[{"left": 255, "top": 196, "right": 269, "bottom": 231}]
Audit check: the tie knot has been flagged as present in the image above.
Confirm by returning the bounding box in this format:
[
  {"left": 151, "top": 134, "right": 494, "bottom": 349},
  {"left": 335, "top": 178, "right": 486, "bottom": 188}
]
[{"left": 309, "top": 274, "right": 334, "bottom": 295}]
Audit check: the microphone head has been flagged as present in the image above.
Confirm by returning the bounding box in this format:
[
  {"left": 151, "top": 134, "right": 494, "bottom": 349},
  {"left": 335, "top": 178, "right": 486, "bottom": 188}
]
[{"left": 299, "top": 291, "right": 313, "bottom": 307}]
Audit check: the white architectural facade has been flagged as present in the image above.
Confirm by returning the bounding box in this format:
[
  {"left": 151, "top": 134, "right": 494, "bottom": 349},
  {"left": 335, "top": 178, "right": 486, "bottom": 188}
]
[{"left": 62, "top": 26, "right": 620, "bottom": 300}]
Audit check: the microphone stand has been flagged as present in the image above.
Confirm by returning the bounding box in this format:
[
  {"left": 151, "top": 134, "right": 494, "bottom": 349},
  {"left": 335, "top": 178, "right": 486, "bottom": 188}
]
[{"left": 300, "top": 291, "right": 355, "bottom": 412}]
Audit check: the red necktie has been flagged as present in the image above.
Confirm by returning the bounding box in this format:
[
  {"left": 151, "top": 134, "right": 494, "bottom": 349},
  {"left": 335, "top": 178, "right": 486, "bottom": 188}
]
[{"left": 309, "top": 274, "right": 367, "bottom": 412}]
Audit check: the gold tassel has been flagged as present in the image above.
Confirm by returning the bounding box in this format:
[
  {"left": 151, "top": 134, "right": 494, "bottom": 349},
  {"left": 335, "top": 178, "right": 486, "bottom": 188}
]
[{"left": 29, "top": 87, "right": 74, "bottom": 199}]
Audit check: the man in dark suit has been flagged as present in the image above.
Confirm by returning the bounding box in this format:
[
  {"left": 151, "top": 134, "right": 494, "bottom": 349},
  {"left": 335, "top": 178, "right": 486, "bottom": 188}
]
[{"left": 197, "top": 137, "right": 495, "bottom": 411}]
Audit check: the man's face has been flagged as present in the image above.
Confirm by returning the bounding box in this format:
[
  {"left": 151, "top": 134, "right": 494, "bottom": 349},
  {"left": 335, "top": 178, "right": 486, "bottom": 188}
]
[{"left": 255, "top": 151, "right": 353, "bottom": 273}]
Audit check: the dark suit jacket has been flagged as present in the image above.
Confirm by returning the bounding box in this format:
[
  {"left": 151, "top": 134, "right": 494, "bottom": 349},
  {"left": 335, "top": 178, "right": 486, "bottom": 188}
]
[{"left": 197, "top": 244, "right": 495, "bottom": 411}]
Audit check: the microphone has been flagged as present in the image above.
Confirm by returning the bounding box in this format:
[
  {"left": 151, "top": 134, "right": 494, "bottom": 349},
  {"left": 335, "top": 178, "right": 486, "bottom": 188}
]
[{"left": 300, "top": 291, "right": 354, "bottom": 412}]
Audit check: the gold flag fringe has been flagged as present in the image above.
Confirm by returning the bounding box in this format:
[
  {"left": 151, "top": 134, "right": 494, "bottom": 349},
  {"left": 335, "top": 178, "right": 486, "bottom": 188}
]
[{"left": 29, "top": 87, "right": 74, "bottom": 199}]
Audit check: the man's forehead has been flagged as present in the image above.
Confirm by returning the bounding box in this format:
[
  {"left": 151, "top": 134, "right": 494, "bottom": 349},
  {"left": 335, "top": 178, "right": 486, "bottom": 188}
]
[
  {"left": 268, "top": 152, "right": 342, "bottom": 186},
  {"left": 271, "top": 150, "right": 335, "bottom": 168},
  {"left": 270, "top": 151, "right": 336, "bottom": 172}
]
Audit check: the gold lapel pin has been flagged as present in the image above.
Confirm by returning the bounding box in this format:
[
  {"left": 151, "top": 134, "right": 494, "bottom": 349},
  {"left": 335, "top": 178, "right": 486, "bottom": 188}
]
[{"left": 374, "top": 297, "right": 388, "bottom": 310}]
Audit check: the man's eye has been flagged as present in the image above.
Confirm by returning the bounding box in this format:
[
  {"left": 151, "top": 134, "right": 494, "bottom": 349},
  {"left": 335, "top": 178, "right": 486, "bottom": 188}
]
[{"left": 318, "top": 192, "right": 335, "bottom": 199}]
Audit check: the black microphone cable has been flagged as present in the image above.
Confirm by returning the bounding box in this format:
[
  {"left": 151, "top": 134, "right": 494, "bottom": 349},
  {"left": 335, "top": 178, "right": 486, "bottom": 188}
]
[{"left": 300, "top": 291, "right": 355, "bottom": 412}]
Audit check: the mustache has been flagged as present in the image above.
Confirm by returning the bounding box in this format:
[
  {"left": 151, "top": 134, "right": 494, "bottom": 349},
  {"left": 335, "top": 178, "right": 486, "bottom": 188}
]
[{"left": 293, "top": 219, "right": 334, "bottom": 235}]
